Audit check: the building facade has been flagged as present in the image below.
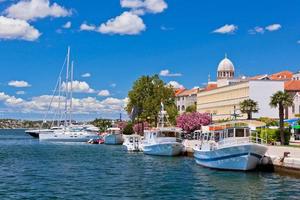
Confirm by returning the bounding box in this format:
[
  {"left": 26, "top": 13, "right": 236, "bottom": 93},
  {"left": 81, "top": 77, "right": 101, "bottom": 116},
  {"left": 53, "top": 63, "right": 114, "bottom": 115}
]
[
  {"left": 176, "top": 88, "right": 199, "bottom": 114},
  {"left": 197, "top": 80, "right": 284, "bottom": 120},
  {"left": 196, "top": 56, "right": 287, "bottom": 120}
]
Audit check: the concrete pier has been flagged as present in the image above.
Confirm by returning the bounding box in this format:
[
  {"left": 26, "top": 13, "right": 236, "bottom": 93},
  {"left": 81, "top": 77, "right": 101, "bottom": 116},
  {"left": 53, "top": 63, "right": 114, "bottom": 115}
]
[{"left": 261, "top": 146, "right": 300, "bottom": 177}]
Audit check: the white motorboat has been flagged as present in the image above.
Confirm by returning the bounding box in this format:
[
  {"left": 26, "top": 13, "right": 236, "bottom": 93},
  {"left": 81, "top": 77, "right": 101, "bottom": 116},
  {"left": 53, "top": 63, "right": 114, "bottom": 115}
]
[
  {"left": 141, "top": 103, "right": 184, "bottom": 156},
  {"left": 103, "top": 127, "right": 124, "bottom": 145},
  {"left": 193, "top": 126, "right": 268, "bottom": 171},
  {"left": 123, "top": 134, "right": 142, "bottom": 152}
]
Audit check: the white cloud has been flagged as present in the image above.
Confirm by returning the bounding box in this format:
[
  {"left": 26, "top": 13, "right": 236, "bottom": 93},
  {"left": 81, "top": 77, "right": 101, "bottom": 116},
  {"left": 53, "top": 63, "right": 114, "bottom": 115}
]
[
  {"left": 213, "top": 24, "right": 238, "bottom": 34},
  {"left": 0, "top": 16, "right": 40, "bottom": 41},
  {"left": 159, "top": 69, "right": 182, "bottom": 77},
  {"left": 248, "top": 26, "right": 265, "bottom": 34},
  {"left": 16, "top": 91, "right": 25, "bottom": 95},
  {"left": 265, "top": 24, "right": 281, "bottom": 32},
  {"left": 5, "top": 0, "right": 71, "bottom": 21},
  {"left": 167, "top": 81, "right": 184, "bottom": 89},
  {"left": 8, "top": 80, "right": 31, "bottom": 88},
  {"left": 0, "top": 92, "right": 23, "bottom": 106},
  {"left": 81, "top": 73, "right": 91, "bottom": 78},
  {"left": 297, "top": 40, "right": 300, "bottom": 44},
  {"left": 98, "top": 11, "right": 146, "bottom": 35},
  {"left": 80, "top": 23, "right": 96, "bottom": 31},
  {"left": 121, "top": 0, "right": 168, "bottom": 14},
  {"left": 62, "top": 80, "right": 95, "bottom": 93},
  {"left": 0, "top": 91, "right": 127, "bottom": 115},
  {"left": 98, "top": 90, "right": 110, "bottom": 97},
  {"left": 62, "top": 21, "right": 71, "bottom": 29}
]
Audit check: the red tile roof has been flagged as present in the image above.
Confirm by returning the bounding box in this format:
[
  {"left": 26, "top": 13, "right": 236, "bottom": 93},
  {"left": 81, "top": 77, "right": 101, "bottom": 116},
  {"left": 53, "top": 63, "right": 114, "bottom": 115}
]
[
  {"left": 269, "top": 71, "right": 293, "bottom": 80},
  {"left": 285, "top": 80, "right": 300, "bottom": 91},
  {"left": 175, "top": 88, "right": 186, "bottom": 96},
  {"left": 177, "top": 88, "right": 199, "bottom": 96}
]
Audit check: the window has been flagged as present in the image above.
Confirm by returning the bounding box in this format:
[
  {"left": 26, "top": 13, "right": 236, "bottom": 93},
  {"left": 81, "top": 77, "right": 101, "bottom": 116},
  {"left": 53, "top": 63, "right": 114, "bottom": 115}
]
[
  {"left": 182, "top": 105, "right": 185, "bottom": 111},
  {"left": 292, "top": 105, "right": 295, "bottom": 114},
  {"left": 235, "top": 128, "right": 245, "bottom": 137},
  {"left": 177, "top": 106, "right": 180, "bottom": 111}
]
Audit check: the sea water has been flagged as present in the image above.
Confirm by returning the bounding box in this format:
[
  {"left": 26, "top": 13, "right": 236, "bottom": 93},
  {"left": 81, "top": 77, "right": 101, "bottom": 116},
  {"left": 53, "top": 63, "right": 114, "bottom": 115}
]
[{"left": 0, "top": 129, "right": 299, "bottom": 199}]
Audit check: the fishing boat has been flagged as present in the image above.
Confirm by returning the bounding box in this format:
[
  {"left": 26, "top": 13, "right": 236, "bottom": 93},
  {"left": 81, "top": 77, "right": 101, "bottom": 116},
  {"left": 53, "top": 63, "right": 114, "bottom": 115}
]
[
  {"left": 193, "top": 124, "right": 268, "bottom": 171},
  {"left": 142, "top": 103, "right": 184, "bottom": 156},
  {"left": 123, "top": 134, "right": 142, "bottom": 152},
  {"left": 103, "top": 127, "right": 124, "bottom": 145}
]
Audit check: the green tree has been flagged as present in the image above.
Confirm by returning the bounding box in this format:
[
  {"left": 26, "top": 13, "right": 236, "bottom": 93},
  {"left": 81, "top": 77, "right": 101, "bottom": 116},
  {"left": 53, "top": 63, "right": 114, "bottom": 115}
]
[
  {"left": 123, "top": 121, "right": 134, "bottom": 135},
  {"left": 126, "top": 75, "right": 177, "bottom": 126},
  {"left": 270, "top": 91, "right": 294, "bottom": 145},
  {"left": 185, "top": 104, "right": 197, "bottom": 113},
  {"left": 91, "top": 118, "right": 112, "bottom": 132},
  {"left": 239, "top": 99, "right": 259, "bottom": 120}
]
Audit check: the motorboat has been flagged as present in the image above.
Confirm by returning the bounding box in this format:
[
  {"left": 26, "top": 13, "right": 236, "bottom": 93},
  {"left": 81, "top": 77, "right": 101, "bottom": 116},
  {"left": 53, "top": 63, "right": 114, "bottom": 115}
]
[
  {"left": 103, "top": 127, "right": 124, "bottom": 145},
  {"left": 193, "top": 125, "right": 268, "bottom": 171},
  {"left": 123, "top": 134, "right": 142, "bottom": 152},
  {"left": 141, "top": 102, "right": 184, "bottom": 156},
  {"left": 142, "top": 127, "right": 183, "bottom": 156}
]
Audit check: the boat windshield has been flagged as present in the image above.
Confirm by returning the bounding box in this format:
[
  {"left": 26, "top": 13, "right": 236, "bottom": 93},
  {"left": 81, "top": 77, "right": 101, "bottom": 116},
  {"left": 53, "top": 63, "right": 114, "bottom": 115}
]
[{"left": 158, "top": 131, "right": 178, "bottom": 137}]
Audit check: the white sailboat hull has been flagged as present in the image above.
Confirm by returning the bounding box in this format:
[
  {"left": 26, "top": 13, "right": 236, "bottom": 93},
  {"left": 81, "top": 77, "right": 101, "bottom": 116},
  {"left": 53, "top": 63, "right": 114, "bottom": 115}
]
[
  {"left": 143, "top": 142, "right": 183, "bottom": 156},
  {"left": 104, "top": 134, "right": 123, "bottom": 145},
  {"left": 194, "top": 143, "right": 267, "bottom": 171},
  {"left": 39, "top": 132, "right": 98, "bottom": 142}
]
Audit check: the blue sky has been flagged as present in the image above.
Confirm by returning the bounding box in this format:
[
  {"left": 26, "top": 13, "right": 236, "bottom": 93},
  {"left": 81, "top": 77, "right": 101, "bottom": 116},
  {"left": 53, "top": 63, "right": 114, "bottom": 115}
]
[{"left": 0, "top": 0, "right": 299, "bottom": 121}]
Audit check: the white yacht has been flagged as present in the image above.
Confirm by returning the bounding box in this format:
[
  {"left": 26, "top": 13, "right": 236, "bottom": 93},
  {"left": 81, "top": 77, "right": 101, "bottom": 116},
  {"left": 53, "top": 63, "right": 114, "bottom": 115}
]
[
  {"left": 123, "top": 134, "right": 142, "bottom": 152},
  {"left": 25, "top": 126, "right": 63, "bottom": 138},
  {"left": 142, "top": 103, "right": 184, "bottom": 156},
  {"left": 39, "top": 125, "right": 99, "bottom": 142},
  {"left": 103, "top": 127, "right": 124, "bottom": 145},
  {"left": 193, "top": 125, "right": 268, "bottom": 171}
]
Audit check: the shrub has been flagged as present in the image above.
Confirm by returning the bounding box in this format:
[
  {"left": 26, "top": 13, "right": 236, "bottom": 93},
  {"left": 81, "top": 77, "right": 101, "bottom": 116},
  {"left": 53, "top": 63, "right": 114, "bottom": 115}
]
[
  {"left": 176, "top": 112, "right": 211, "bottom": 133},
  {"left": 257, "top": 128, "right": 291, "bottom": 145}
]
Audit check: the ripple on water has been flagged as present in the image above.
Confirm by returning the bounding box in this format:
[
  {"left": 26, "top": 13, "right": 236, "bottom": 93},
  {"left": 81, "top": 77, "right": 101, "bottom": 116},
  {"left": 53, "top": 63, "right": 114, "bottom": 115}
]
[{"left": 0, "top": 129, "right": 300, "bottom": 199}]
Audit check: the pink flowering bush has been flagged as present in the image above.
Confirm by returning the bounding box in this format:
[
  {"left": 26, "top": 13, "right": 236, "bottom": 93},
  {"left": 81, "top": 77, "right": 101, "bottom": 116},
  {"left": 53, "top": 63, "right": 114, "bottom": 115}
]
[
  {"left": 133, "top": 122, "right": 150, "bottom": 134},
  {"left": 176, "top": 112, "right": 211, "bottom": 133},
  {"left": 117, "top": 121, "right": 127, "bottom": 131}
]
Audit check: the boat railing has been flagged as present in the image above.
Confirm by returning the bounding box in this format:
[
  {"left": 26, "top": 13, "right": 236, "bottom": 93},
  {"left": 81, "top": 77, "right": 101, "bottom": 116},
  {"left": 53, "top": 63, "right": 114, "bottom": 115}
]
[{"left": 217, "top": 135, "right": 266, "bottom": 149}]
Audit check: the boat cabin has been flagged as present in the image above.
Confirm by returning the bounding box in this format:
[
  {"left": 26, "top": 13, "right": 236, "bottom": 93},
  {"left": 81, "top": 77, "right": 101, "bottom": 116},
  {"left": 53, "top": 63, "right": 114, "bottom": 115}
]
[
  {"left": 196, "top": 127, "right": 251, "bottom": 143},
  {"left": 107, "top": 128, "right": 121, "bottom": 135},
  {"left": 144, "top": 127, "right": 182, "bottom": 144}
]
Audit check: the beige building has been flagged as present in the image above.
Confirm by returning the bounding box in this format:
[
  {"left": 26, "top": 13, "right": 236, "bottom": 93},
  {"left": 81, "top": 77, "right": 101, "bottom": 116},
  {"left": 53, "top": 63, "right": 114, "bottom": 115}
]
[{"left": 197, "top": 56, "right": 285, "bottom": 120}]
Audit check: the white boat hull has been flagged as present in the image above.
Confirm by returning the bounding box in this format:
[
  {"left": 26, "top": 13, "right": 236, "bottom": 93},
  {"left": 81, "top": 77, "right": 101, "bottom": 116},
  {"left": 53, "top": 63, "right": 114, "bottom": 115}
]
[
  {"left": 39, "top": 132, "right": 98, "bottom": 142},
  {"left": 104, "top": 134, "right": 123, "bottom": 145},
  {"left": 194, "top": 143, "right": 267, "bottom": 171},
  {"left": 143, "top": 142, "right": 183, "bottom": 156}
]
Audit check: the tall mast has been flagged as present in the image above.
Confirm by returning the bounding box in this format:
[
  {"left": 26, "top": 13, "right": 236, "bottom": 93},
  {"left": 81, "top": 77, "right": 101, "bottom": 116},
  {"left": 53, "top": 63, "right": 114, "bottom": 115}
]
[
  {"left": 57, "top": 76, "right": 62, "bottom": 127},
  {"left": 64, "top": 46, "right": 70, "bottom": 128},
  {"left": 69, "top": 61, "right": 74, "bottom": 125}
]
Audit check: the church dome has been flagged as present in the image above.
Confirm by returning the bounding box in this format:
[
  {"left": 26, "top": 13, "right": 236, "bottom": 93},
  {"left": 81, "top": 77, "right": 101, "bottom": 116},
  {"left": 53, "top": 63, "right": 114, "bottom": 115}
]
[{"left": 217, "top": 57, "right": 235, "bottom": 72}]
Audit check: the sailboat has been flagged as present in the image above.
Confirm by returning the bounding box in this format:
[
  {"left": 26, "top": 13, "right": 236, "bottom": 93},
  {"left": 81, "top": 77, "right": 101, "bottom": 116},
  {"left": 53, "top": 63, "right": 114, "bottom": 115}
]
[{"left": 27, "top": 47, "right": 99, "bottom": 142}]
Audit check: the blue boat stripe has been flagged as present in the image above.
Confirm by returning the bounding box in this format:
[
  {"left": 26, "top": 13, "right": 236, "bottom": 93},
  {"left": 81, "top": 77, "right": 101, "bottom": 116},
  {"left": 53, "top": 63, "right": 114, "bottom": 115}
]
[{"left": 195, "top": 153, "right": 262, "bottom": 162}]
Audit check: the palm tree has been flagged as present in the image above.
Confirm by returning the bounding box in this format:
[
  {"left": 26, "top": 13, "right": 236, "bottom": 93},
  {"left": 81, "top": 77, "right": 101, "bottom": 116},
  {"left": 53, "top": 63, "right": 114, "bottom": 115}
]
[
  {"left": 270, "top": 91, "right": 294, "bottom": 145},
  {"left": 239, "top": 99, "right": 259, "bottom": 120}
]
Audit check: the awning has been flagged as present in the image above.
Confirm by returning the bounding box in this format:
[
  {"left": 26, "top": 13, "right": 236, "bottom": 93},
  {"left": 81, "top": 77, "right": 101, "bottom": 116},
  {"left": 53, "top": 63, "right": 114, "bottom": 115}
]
[{"left": 292, "top": 125, "right": 300, "bottom": 130}]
